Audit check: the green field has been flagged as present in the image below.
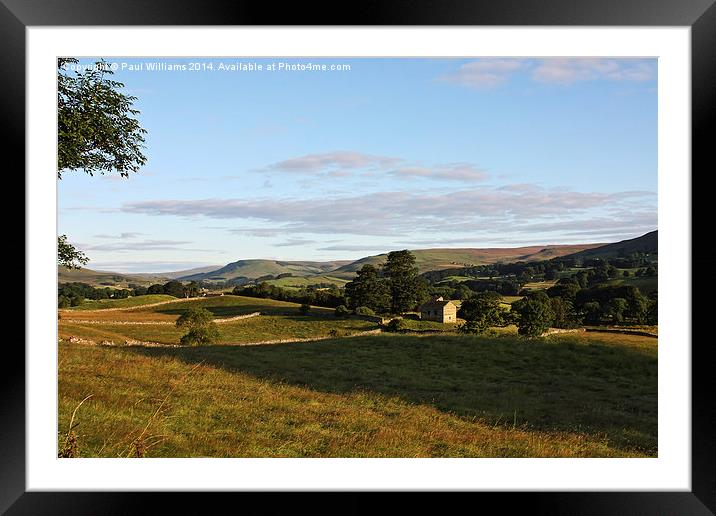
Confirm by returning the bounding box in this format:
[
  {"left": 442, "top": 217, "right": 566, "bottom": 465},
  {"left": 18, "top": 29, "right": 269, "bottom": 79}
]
[
  {"left": 607, "top": 276, "right": 658, "bottom": 295},
  {"left": 63, "top": 294, "right": 177, "bottom": 311},
  {"left": 59, "top": 331, "right": 656, "bottom": 458},
  {"left": 59, "top": 295, "right": 373, "bottom": 344},
  {"left": 263, "top": 275, "right": 350, "bottom": 289},
  {"left": 57, "top": 293, "right": 657, "bottom": 458}
]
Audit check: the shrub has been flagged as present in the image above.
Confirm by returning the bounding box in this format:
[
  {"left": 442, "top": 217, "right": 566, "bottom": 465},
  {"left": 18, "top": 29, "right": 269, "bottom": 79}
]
[
  {"left": 176, "top": 308, "right": 220, "bottom": 346},
  {"left": 299, "top": 303, "right": 311, "bottom": 315},
  {"left": 385, "top": 318, "right": 406, "bottom": 332},
  {"left": 514, "top": 298, "right": 554, "bottom": 337},
  {"left": 180, "top": 325, "right": 220, "bottom": 347},
  {"left": 355, "top": 306, "right": 375, "bottom": 316},
  {"left": 334, "top": 305, "right": 350, "bottom": 318},
  {"left": 457, "top": 291, "right": 505, "bottom": 333},
  {"left": 58, "top": 295, "right": 71, "bottom": 309}
]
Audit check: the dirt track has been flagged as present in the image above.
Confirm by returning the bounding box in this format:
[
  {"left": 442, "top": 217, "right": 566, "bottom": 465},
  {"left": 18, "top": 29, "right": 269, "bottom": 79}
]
[{"left": 61, "top": 312, "right": 261, "bottom": 326}]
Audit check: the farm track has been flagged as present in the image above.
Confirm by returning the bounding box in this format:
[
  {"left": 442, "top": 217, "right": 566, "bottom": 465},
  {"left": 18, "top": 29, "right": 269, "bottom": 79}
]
[
  {"left": 62, "top": 312, "right": 262, "bottom": 326},
  {"left": 62, "top": 328, "right": 384, "bottom": 349}
]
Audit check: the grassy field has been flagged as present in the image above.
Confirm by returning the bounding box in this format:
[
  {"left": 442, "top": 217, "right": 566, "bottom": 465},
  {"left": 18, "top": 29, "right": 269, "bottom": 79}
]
[
  {"left": 607, "top": 275, "right": 658, "bottom": 295},
  {"left": 58, "top": 331, "right": 656, "bottom": 458},
  {"left": 63, "top": 294, "right": 177, "bottom": 311},
  {"left": 522, "top": 280, "right": 558, "bottom": 290},
  {"left": 60, "top": 315, "right": 377, "bottom": 345},
  {"left": 332, "top": 244, "right": 603, "bottom": 275},
  {"left": 57, "top": 293, "right": 657, "bottom": 458},
  {"left": 263, "top": 275, "right": 350, "bottom": 289},
  {"left": 59, "top": 295, "right": 374, "bottom": 344}
]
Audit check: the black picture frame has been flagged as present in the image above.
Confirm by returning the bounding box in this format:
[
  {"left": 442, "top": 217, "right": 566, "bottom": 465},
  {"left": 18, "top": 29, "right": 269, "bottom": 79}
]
[{"left": 5, "top": 0, "right": 713, "bottom": 513}]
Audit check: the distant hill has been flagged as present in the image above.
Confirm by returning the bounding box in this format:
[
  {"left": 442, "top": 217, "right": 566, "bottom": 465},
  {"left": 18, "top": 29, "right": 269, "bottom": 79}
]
[
  {"left": 330, "top": 244, "right": 604, "bottom": 276},
  {"left": 136, "top": 265, "right": 223, "bottom": 280},
  {"left": 563, "top": 231, "right": 657, "bottom": 260},
  {"left": 178, "top": 259, "right": 353, "bottom": 282},
  {"left": 60, "top": 236, "right": 644, "bottom": 288},
  {"left": 58, "top": 267, "right": 166, "bottom": 287}
]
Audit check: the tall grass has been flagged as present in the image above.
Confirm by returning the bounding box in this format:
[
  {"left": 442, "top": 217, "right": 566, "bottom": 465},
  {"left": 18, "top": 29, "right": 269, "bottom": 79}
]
[{"left": 59, "top": 331, "right": 656, "bottom": 458}]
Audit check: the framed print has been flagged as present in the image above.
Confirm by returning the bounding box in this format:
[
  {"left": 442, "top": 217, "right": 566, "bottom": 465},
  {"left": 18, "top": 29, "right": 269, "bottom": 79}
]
[{"left": 6, "top": 0, "right": 713, "bottom": 513}]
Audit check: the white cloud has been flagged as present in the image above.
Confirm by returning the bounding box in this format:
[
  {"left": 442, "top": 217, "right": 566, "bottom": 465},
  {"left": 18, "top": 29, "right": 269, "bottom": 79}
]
[
  {"left": 262, "top": 151, "right": 489, "bottom": 183},
  {"left": 275, "top": 238, "right": 318, "bottom": 247},
  {"left": 532, "top": 58, "right": 655, "bottom": 85},
  {"left": 93, "top": 232, "right": 145, "bottom": 239},
  {"left": 83, "top": 239, "right": 219, "bottom": 253},
  {"left": 121, "top": 186, "right": 655, "bottom": 240},
  {"left": 441, "top": 58, "right": 656, "bottom": 89},
  {"left": 440, "top": 59, "right": 528, "bottom": 89},
  {"left": 268, "top": 151, "right": 400, "bottom": 172}
]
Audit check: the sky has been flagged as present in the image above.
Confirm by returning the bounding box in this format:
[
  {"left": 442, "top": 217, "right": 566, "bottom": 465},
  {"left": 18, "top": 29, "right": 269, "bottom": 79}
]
[{"left": 58, "top": 57, "right": 657, "bottom": 273}]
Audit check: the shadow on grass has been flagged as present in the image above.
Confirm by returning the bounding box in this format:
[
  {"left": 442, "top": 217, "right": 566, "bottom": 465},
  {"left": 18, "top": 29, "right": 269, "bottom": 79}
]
[{"left": 128, "top": 334, "right": 657, "bottom": 453}]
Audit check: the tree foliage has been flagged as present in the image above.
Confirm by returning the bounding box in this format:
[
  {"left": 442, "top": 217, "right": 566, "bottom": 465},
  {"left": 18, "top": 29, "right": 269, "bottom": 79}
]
[
  {"left": 176, "top": 308, "right": 219, "bottom": 346},
  {"left": 57, "top": 234, "right": 89, "bottom": 269},
  {"left": 345, "top": 264, "right": 390, "bottom": 313},
  {"left": 383, "top": 250, "right": 428, "bottom": 314},
  {"left": 58, "top": 58, "right": 147, "bottom": 178},
  {"left": 334, "top": 305, "right": 350, "bottom": 318},
  {"left": 513, "top": 295, "right": 555, "bottom": 337},
  {"left": 457, "top": 291, "right": 505, "bottom": 334}
]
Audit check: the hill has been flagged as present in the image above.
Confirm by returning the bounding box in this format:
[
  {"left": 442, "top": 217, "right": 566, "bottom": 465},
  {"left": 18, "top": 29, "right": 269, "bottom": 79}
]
[
  {"left": 331, "top": 244, "right": 603, "bottom": 276},
  {"left": 563, "top": 231, "right": 657, "bottom": 260},
  {"left": 135, "top": 265, "right": 223, "bottom": 280},
  {"left": 58, "top": 266, "right": 167, "bottom": 287},
  {"left": 178, "top": 259, "right": 352, "bottom": 282}
]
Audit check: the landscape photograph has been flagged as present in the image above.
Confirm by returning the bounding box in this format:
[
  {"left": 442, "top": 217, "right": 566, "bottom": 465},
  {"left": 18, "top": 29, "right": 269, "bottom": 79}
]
[{"left": 57, "top": 57, "right": 657, "bottom": 458}]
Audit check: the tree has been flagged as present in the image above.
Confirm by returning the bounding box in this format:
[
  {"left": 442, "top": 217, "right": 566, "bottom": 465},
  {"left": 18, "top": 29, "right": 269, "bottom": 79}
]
[
  {"left": 383, "top": 250, "right": 428, "bottom": 314},
  {"left": 605, "top": 297, "right": 628, "bottom": 324},
  {"left": 147, "top": 283, "right": 164, "bottom": 295},
  {"left": 647, "top": 292, "right": 658, "bottom": 325},
  {"left": 549, "top": 297, "right": 575, "bottom": 329},
  {"left": 513, "top": 296, "right": 555, "bottom": 337},
  {"left": 355, "top": 306, "right": 375, "bottom": 316},
  {"left": 57, "top": 234, "right": 89, "bottom": 269},
  {"left": 623, "top": 287, "right": 649, "bottom": 323},
  {"left": 162, "top": 280, "right": 185, "bottom": 298},
  {"left": 385, "top": 318, "right": 406, "bottom": 332},
  {"left": 56, "top": 59, "right": 148, "bottom": 269},
  {"left": 334, "top": 305, "right": 350, "bottom": 318},
  {"left": 57, "top": 58, "right": 147, "bottom": 179},
  {"left": 582, "top": 301, "right": 602, "bottom": 325},
  {"left": 185, "top": 281, "right": 201, "bottom": 298},
  {"left": 344, "top": 264, "right": 390, "bottom": 313},
  {"left": 176, "top": 308, "right": 219, "bottom": 346},
  {"left": 457, "top": 291, "right": 505, "bottom": 334}
]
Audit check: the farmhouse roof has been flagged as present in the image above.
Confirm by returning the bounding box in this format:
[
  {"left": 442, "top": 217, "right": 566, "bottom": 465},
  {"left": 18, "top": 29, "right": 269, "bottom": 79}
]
[{"left": 420, "top": 297, "right": 455, "bottom": 309}]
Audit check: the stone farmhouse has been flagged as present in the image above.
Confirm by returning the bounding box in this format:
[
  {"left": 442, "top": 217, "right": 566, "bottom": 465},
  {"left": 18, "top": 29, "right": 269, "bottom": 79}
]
[{"left": 419, "top": 296, "right": 458, "bottom": 323}]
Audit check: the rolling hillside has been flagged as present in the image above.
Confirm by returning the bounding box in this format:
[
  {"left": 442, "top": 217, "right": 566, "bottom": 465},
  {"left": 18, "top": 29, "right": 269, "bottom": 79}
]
[
  {"left": 563, "top": 231, "right": 657, "bottom": 260},
  {"left": 58, "top": 267, "right": 167, "bottom": 287},
  {"left": 330, "top": 244, "right": 604, "bottom": 277},
  {"left": 178, "top": 259, "right": 352, "bottom": 282},
  {"left": 135, "top": 265, "right": 223, "bottom": 280},
  {"left": 60, "top": 235, "right": 651, "bottom": 288}
]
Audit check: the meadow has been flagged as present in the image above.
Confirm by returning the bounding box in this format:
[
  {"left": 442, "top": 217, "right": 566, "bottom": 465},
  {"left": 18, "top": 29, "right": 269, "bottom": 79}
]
[{"left": 58, "top": 294, "right": 657, "bottom": 458}]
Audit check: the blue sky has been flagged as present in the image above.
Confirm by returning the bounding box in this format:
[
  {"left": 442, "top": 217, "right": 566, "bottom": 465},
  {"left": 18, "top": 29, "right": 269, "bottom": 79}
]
[{"left": 58, "top": 57, "right": 657, "bottom": 273}]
